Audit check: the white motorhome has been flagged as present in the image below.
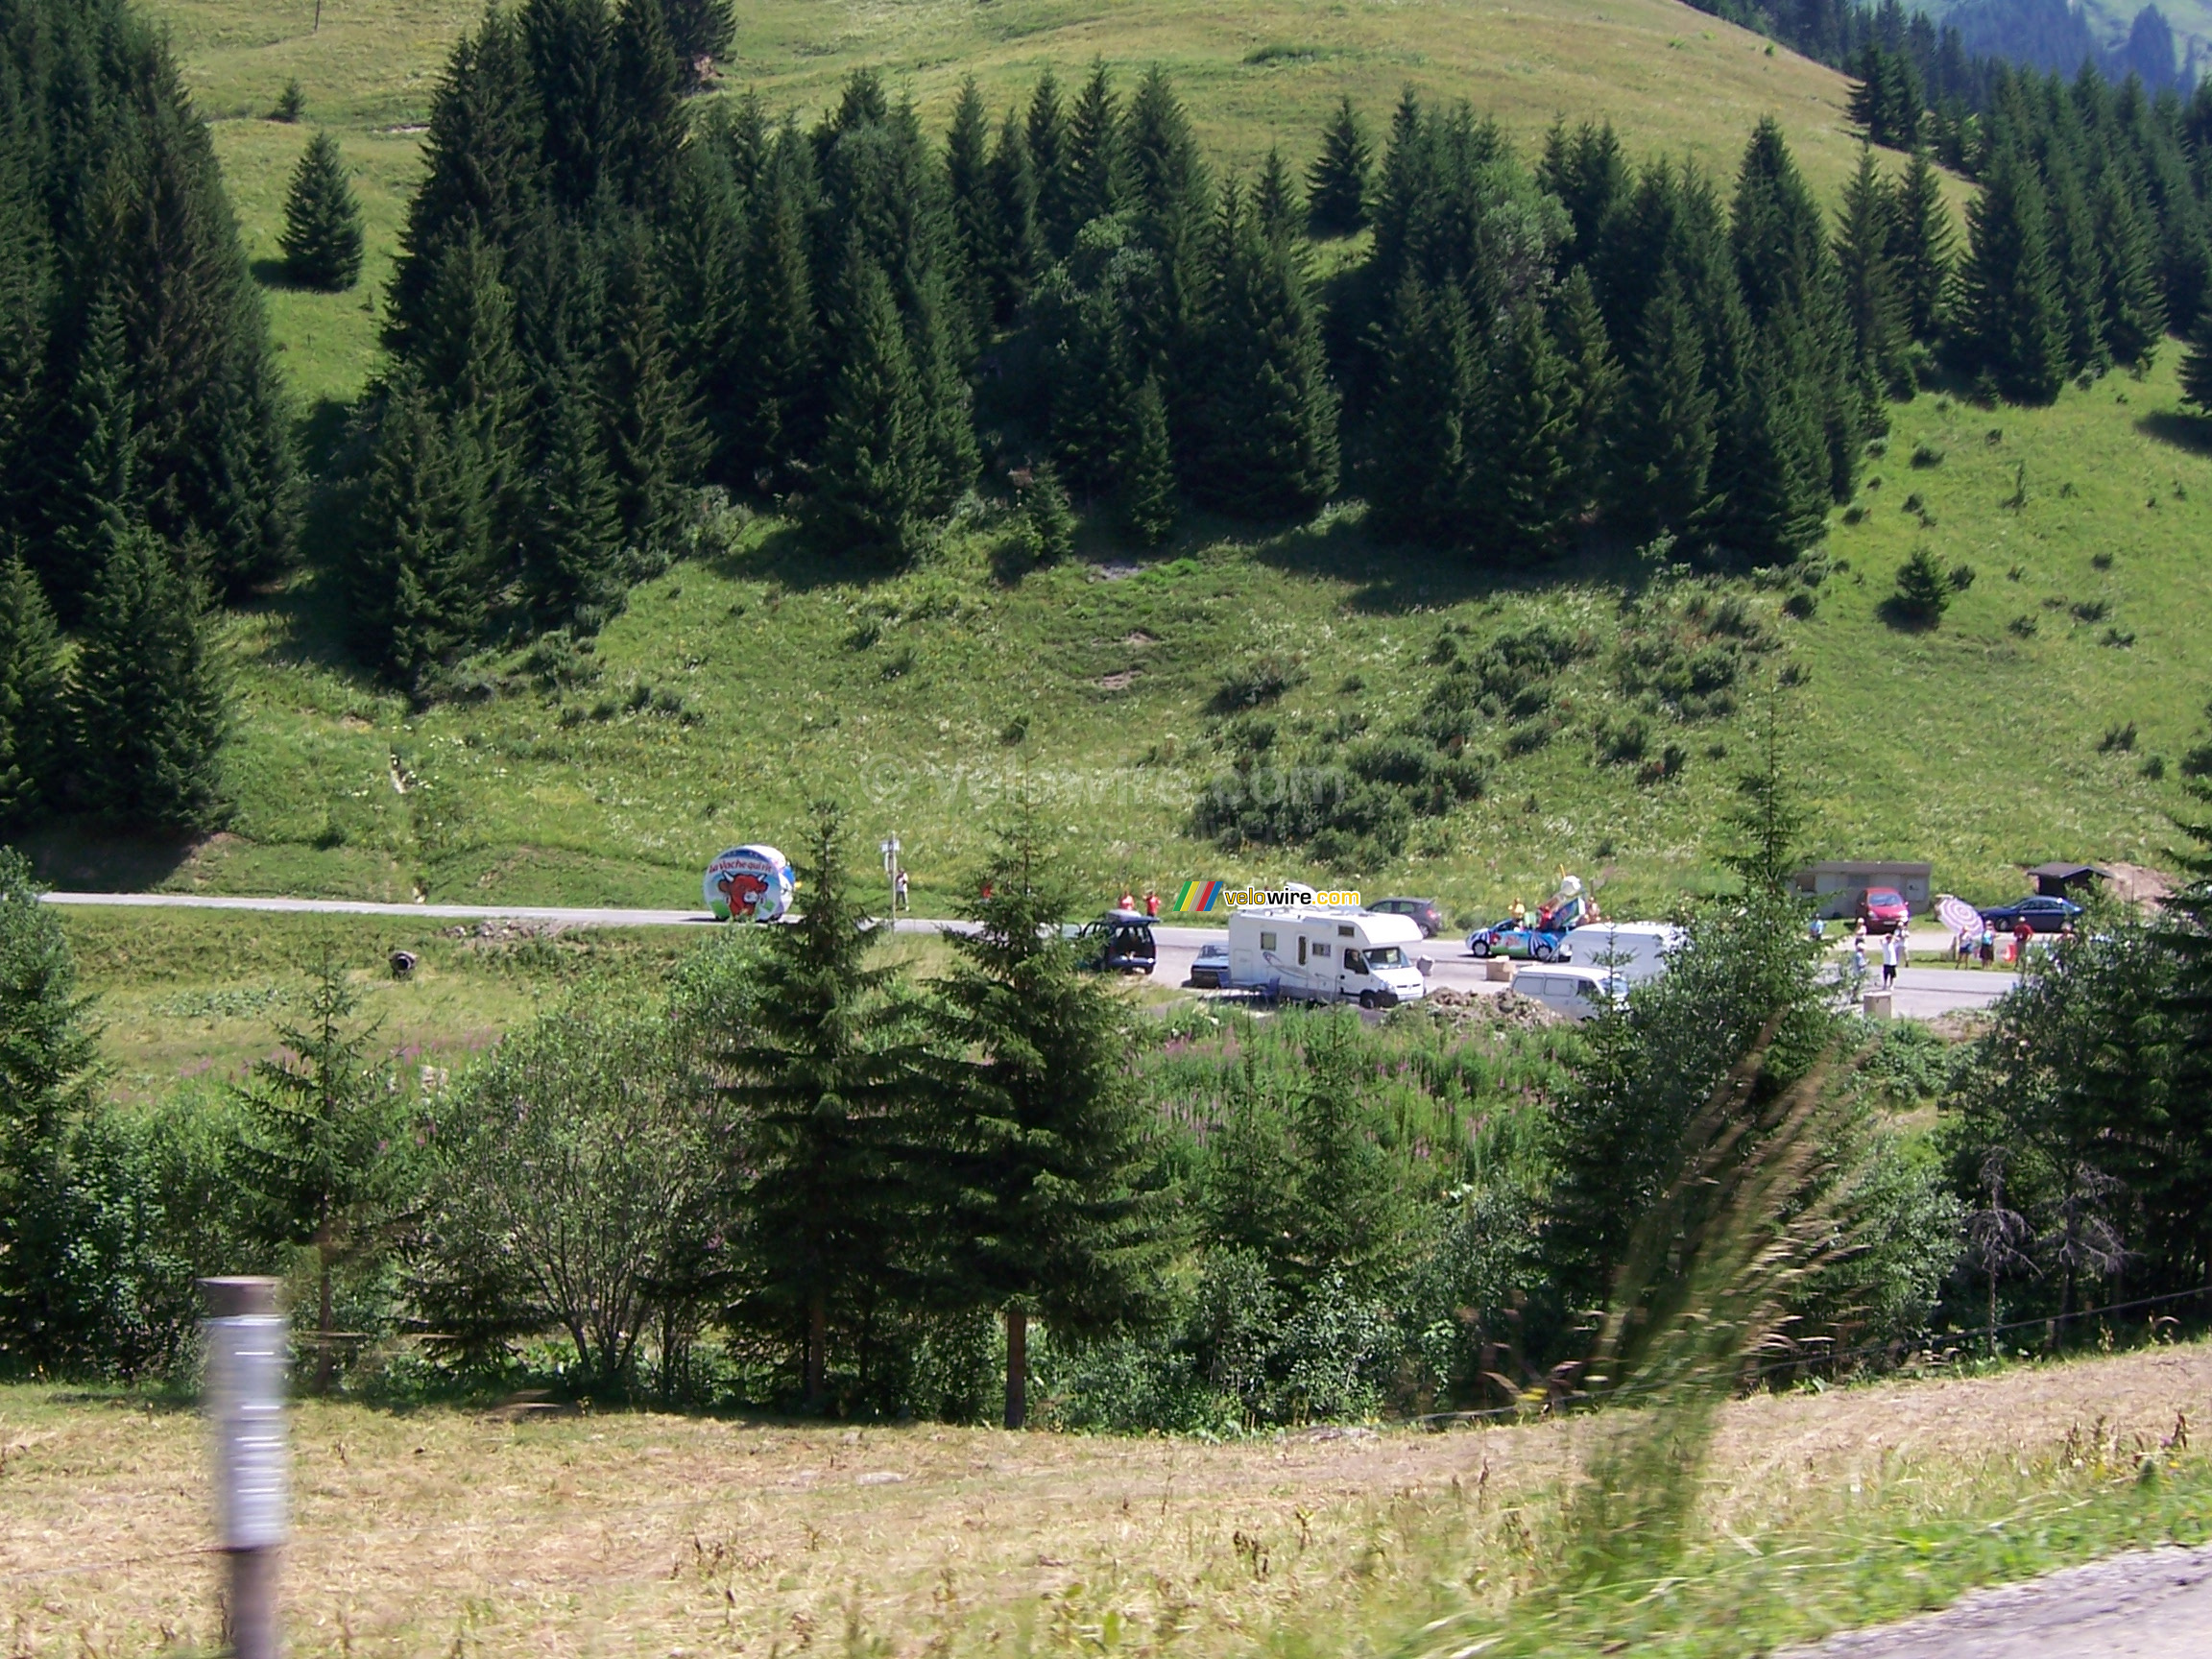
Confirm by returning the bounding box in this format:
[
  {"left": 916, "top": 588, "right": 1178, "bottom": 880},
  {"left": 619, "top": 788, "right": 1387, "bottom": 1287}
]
[
  {"left": 1226, "top": 907, "right": 1429, "bottom": 1007},
  {"left": 1561, "top": 921, "right": 1684, "bottom": 985}
]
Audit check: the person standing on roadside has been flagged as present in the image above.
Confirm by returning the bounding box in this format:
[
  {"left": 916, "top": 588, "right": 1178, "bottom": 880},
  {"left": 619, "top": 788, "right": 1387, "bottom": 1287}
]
[
  {"left": 2012, "top": 915, "right": 2033, "bottom": 963},
  {"left": 1882, "top": 928, "right": 1900, "bottom": 989},
  {"left": 1143, "top": 889, "right": 1161, "bottom": 919}
]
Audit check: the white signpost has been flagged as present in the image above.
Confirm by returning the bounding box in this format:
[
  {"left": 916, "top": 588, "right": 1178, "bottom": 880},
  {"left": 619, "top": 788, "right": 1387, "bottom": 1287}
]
[
  {"left": 880, "top": 833, "right": 902, "bottom": 917},
  {"left": 204, "top": 1278, "right": 288, "bottom": 1659}
]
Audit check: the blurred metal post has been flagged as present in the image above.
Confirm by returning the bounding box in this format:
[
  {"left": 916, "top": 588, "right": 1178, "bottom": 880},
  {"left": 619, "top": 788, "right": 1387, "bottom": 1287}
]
[{"left": 203, "top": 1278, "right": 288, "bottom": 1659}]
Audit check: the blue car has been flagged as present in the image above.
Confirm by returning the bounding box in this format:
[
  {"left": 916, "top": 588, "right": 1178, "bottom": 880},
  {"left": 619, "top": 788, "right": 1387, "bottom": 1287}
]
[
  {"left": 1467, "top": 920, "right": 1569, "bottom": 962},
  {"left": 1978, "top": 894, "right": 2084, "bottom": 933}
]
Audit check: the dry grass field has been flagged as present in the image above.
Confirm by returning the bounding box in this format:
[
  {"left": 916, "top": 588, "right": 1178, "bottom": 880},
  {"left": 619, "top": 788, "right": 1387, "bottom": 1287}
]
[{"left": 9, "top": 1340, "right": 2212, "bottom": 1657}]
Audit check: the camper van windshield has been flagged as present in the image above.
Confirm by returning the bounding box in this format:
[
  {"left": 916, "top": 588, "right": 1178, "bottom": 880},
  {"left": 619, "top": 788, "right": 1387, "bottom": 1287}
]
[{"left": 1364, "top": 946, "right": 1407, "bottom": 969}]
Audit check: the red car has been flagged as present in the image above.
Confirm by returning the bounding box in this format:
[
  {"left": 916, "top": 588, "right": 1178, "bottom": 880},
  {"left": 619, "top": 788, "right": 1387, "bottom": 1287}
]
[{"left": 1857, "top": 887, "right": 1911, "bottom": 934}]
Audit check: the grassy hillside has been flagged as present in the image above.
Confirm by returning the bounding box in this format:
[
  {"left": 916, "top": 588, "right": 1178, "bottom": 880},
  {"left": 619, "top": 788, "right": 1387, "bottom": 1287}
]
[
  {"left": 35, "top": 349, "right": 2212, "bottom": 923},
  {"left": 77, "top": 0, "right": 2200, "bottom": 922},
  {"left": 153, "top": 0, "right": 1866, "bottom": 406}
]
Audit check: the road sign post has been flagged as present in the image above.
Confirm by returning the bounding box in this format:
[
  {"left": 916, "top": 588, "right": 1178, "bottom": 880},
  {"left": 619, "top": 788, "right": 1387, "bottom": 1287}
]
[
  {"left": 203, "top": 1277, "right": 288, "bottom": 1659},
  {"left": 880, "top": 833, "right": 902, "bottom": 917}
]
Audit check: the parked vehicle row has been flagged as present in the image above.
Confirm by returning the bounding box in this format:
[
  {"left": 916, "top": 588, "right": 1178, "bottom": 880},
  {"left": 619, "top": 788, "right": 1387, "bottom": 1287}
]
[{"left": 1069, "top": 891, "right": 1685, "bottom": 1017}]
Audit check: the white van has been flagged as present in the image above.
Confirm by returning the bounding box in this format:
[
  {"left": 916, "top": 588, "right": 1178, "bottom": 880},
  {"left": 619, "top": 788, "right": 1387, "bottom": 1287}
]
[
  {"left": 1225, "top": 907, "right": 1430, "bottom": 1007},
  {"left": 1515, "top": 967, "right": 1627, "bottom": 1022},
  {"left": 1560, "top": 922, "right": 1683, "bottom": 984}
]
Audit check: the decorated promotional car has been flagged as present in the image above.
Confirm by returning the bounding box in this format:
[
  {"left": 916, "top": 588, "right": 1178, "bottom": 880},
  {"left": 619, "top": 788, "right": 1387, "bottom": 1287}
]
[
  {"left": 1466, "top": 921, "right": 1570, "bottom": 962},
  {"left": 703, "top": 845, "right": 796, "bottom": 922}
]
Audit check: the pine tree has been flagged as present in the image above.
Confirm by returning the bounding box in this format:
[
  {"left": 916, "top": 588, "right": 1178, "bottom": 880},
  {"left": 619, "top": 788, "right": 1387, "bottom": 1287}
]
[
  {"left": 523, "top": 0, "right": 616, "bottom": 212},
  {"left": 69, "top": 526, "right": 229, "bottom": 830},
  {"left": 1118, "top": 371, "right": 1177, "bottom": 543},
  {"left": 1550, "top": 265, "right": 1621, "bottom": 514},
  {"left": 1888, "top": 544, "right": 1953, "bottom": 627},
  {"left": 0, "top": 847, "right": 100, "bottom": 1368},
  {"left": 1026, "top": 69, "right": 1073, "bottom": 256},
  {"left": 2093, "top": 168, "right": 2165, "bottom": 370},
  {"left": 1253, "top": 147, "right": 1299, "bottom": 243},
  {"left": 1836, "top": 147, "right": 1912, "bottom": 398},
  {"left": 1048, "top": 285, "right": 1139, "bottom": 498},
  {"left": 417, "top": 234, "right": 528, "bottom": 554},
  {"left": 1481, "top": 304, "right": 1577, "bottom": 560},
  {"left": 526, "top": 351, "right": 625, "bottom": 629},
  {"left": 41, "top": 295, "right": 136, "bottom": 626},
  {"left": 0, "top": 557, "right": 61, "bottom": 830},
  {"left": 809, "top": 245, "right": 936, "bottom": 560},
  {"left": 1365, "top": 275, "right": 1474, "bottom": 546},
  {"left": 980, "top": 106, "right": 1041, "bottom": 324},
  {"left": 0, "top": 135, "right": 50, "bottom": 540},
  {"left": 1021, "top": 463, "right": 1076, "bottom": 566},
  {"left": 100, "top": 49, "right": 296, "bottom": 596},
  {"left": 350, "top": 373, "right": 489, "bottom": 685},
  {"left": 233, "top": 954, "right": 408, "bottom": 1392},
  {"left": 1195, "top": 197, "right": 1338, "bottom": 519},
  {"left": 1887, "top": 149, "right": 1953, "bottom": 346},
  {"left": 279, "top": 131, "right": 365, "bottom": 290},
  {"left": 1540, "top": 118, "right": 1626, "bottom": 272},
  {"left": 1306, "top": 96, "right": 1371, "bottom": 238},
  {"left": 2041, "top": 146, "right": 2107, "bottom": 376},
  {"left": 1609, "top": 269, "right": 1716, "bottom": 542},
  {"left": 1065, "top": 60, "right": 1128, "bottom": 231},
  {"left": 386, "top": 12, "right": 545, "bottom": 353},
  {"left": 709, "top": 802, "right": 936, "bottom": 1411},
  {"left": 905, "top": 264, "right": 980, "bottom": 516},
  {"left": 1960, "top": 147, "right": 2067, "bottom": 404},
  {"left": 608, "top": 0, "right": 686, "bottom": 212},
  {"left": 1707, "top": 318, "right": 1832, "bottom": 564},
  {"left": 602, "top": 231, "right": 702, "bottom": 569},
  {"left": 1124, "top": 67, "right": 1211, "bottom": 378},
  {"left": 660, "top": 0, "right": 734, "bottom": 88},
  {"left": 730, "top": 142, "right": 821, "bottom": 490},
  {"left": 945, "top": 78, "right": 997, "bottom": 343},
  {"left": 1730, "top": 118, "right": 1859, "bottom": 504},
  {"left": 2180, "top": 310, "right": 2212, "bottom": 411},
  {"left": 935, "top": 806, "right": 1167, "bottom": 1429}
]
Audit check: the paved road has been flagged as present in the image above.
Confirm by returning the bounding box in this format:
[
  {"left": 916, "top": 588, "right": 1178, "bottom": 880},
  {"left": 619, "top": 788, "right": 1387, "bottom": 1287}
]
[
  {"left": 42, "top": 895, "right": 2016, "bottom": 1017},
  {"left": 1783, "top": 1543, "right": 2212, "bottom": 1657}
]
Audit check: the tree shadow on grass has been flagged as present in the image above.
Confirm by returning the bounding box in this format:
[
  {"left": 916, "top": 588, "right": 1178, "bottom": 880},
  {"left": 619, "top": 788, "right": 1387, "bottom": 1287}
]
[
  {"left": 21, "top": 819, "right": 198, "bottom": 891},
  {"left": 1874, "top": 594, "right": 1942, "bottom": 632},
  {"left": 2137, "top": 409, "right": 2212, "bottom": 457},
  {"left": 697, "top": 515, "right": 889, "bottom": 594},
  {"left": 1252, "top": 508, "right": 1649, "bottom": 613}
]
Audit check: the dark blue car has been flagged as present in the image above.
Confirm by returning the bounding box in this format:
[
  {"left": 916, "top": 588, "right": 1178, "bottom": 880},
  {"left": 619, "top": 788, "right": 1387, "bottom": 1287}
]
[{"left": 1978, "top": 894, "right": 2083, "bottom": 933}]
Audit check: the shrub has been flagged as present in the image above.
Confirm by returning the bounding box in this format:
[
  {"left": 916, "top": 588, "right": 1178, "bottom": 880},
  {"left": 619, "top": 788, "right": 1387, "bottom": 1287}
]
[
  {"left": 1885, "top": 548, "right": 1952, "bottom": 628},
  {"left": 1910, "top": 443, "right": 1945, "bottom": 468},
  {"left": 1211, "top": 650, "right": 1308, "bottom": 712},
  {"left": 1782, "top": 590, "right": 1816, "bottom": 619},
  {"left": 412, "top": 998, "right": 722, "bottom": 1394},
  {"left": 1596, "top": 711, "right": 1650, "bottom": 765}
]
